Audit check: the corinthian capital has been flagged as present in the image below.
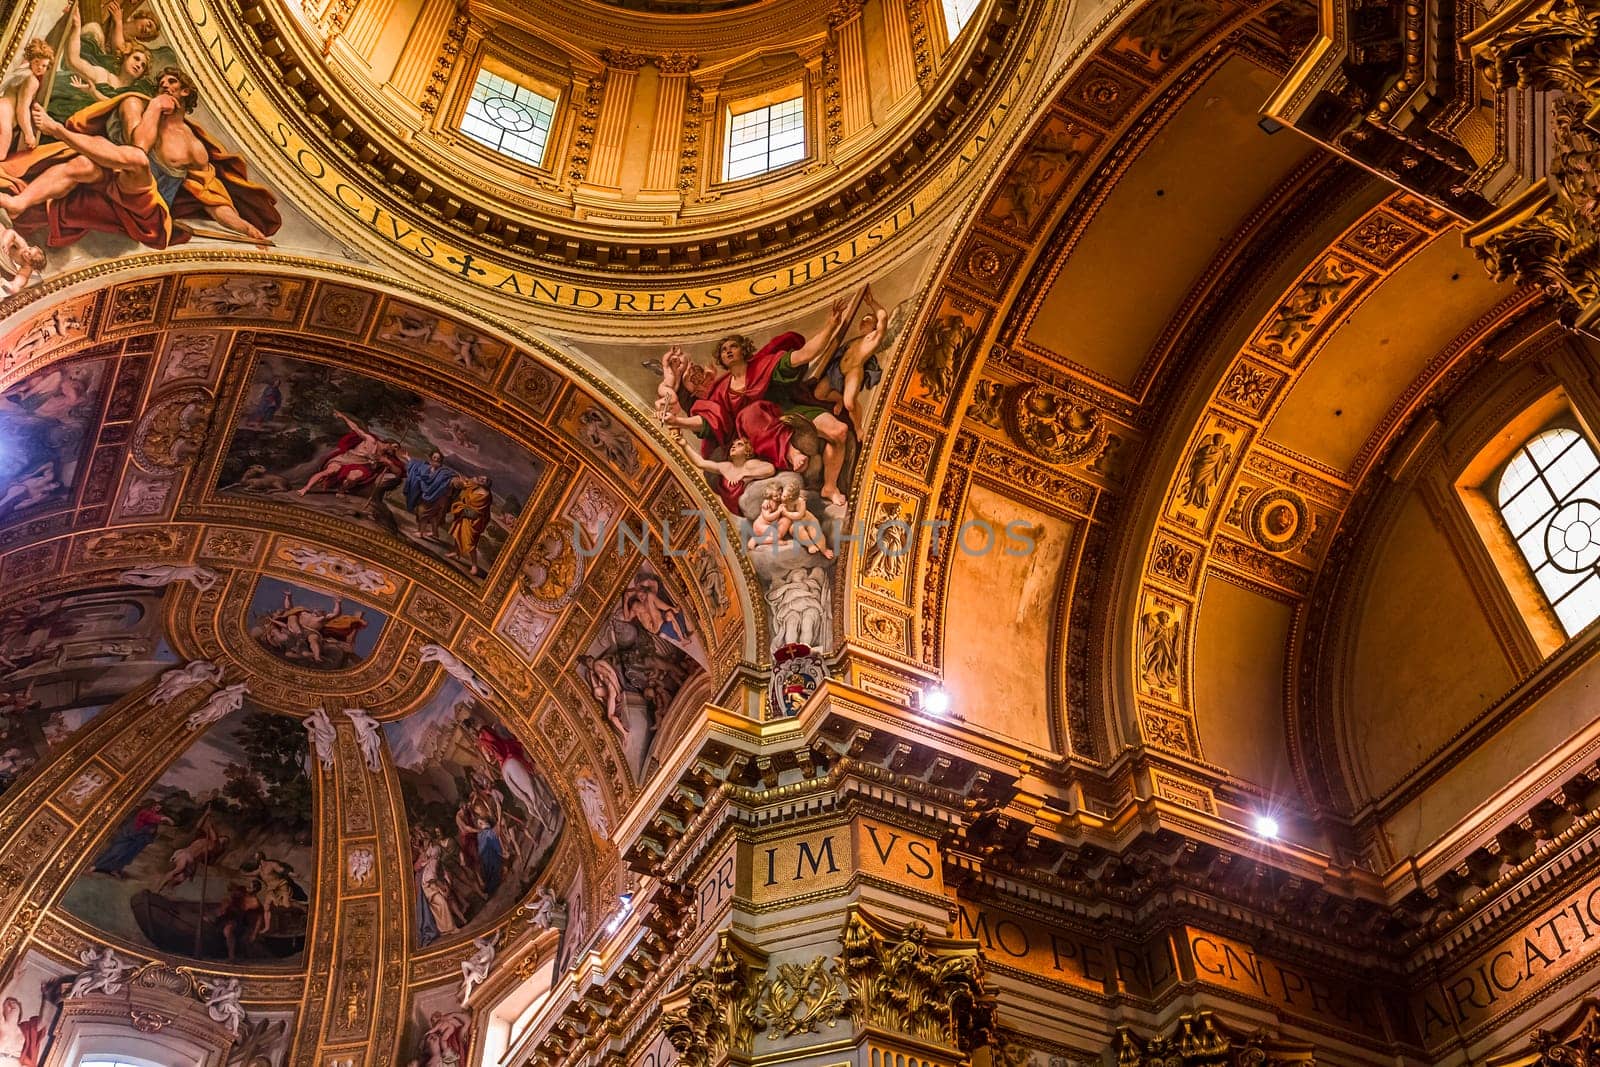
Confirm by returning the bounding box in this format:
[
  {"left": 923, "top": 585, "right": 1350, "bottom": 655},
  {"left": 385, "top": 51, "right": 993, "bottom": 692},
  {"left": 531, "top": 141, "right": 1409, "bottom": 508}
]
[
  {"left": 1465, "top": 0, "right": 1600, "bottom": 96},
  {"left": 601, "top": 47, "right": 649, "bottom": 71},
  {"left": 827, "top": 0, "right": 866, "bottom": 26},
  {"left": 656, "top": 51, "right": 700, "bottom": 75}
]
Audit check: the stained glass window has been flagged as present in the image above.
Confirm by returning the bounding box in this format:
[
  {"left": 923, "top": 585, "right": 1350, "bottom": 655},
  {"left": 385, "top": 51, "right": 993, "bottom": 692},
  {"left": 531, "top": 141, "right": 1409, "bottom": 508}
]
[
  {"left": 942, "top": 0, "right": 981, "bottom": 38},
  {"left": 1497, "top": 426, "right": 1600, "bottom": 637},
  {"left": 460, "top": 66, "right": 558, "bottom": 168},
  {"left": 724, "top": 95, "right": 806, "bottom": 181}
]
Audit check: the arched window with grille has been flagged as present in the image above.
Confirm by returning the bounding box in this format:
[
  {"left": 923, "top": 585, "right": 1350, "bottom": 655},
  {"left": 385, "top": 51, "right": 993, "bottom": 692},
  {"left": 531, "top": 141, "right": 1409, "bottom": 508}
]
[{"left": 1496, "top": 426, "right": 1600, "bottom": 637}]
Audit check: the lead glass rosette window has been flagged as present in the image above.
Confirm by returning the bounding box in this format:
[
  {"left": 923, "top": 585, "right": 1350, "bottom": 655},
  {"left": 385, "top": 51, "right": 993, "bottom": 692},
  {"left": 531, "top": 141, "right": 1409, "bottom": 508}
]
[
  {"left": 942, "top": 0, "right": 981, "bottom": 38},
  {"left": 460, "top": 66, "right": 558, "bottom": 168},
  {"left": 1497, "top": 426, "right": 1600, "bottom": 636},
  {"left": 723, "top": 94, "right": 805, "bottom": 180}
]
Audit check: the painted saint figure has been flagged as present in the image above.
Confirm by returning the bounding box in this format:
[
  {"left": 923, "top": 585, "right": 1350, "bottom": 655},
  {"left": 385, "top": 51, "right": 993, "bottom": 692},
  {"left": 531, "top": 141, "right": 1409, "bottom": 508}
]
[
  {"left": 461, "top": 717, "right": 552, "bottom": 836},
  {"left": 0, "top": 69, "right": 279, "bottom": 250},
  {"left": 297, "top": 411, "right": 406, "bottom": 497},
  {"left": 91, "top": 800, "right": 171, "bottom": 878},
  {"left": 445, "top": 474, "right": 492, "bottom": 578},
  {"left": 242, "top": 851, "right": 303, "bottom": 934},
  {"left": 0, "top": 995, "right": 46, "bottom": 1067},
  {"left": 657, "top": 298, "right": 853, "bottom": 506},
  {"left": 155, "top": 810, "right": 227, "bottom": 891},
  {"left": 403, "top": 451, "right": 457, "bottom": 541},
  {"left": 0, "top": 39, "right": 54, "bottom": 157},
  {"left": 413, "top": 828, "right": 461, "bottom": 946}
]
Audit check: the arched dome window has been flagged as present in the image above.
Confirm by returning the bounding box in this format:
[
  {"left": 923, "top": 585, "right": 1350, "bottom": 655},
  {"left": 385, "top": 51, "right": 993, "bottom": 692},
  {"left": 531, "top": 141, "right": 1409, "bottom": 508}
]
[
  {"left": 460, "top": 62, "right": 560, "bottom": 168},
  {"left": 1496, "top": 426, "right": 1600, "bottom": 637},
  {"left": 724, "top": 90, "right": 806, "bottom": 180},
  {"left": 941, "top": 0, "right": 982, "bottom": 39}
]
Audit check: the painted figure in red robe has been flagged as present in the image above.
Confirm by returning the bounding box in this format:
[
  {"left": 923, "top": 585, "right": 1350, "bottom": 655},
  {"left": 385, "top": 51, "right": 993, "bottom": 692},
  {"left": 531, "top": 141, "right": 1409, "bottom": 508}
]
[{"left": 658, "top": 298, "right": 854, "bottom": 506}]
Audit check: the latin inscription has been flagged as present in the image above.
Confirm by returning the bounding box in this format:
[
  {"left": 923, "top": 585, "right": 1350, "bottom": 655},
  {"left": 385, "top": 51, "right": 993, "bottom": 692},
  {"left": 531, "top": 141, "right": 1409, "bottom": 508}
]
[
  {"left": 1184, "top": 928, "right": 1384, "bottom": 1033},
  {"left": 1411, "top": 879, "right": 1600, "bottom": 1044},
  {"left": 179, "top": 0, "right": 1044, "bottom": 315},
  {"left": 951, "top": 899, "right": 1177, "bottom": 997}
]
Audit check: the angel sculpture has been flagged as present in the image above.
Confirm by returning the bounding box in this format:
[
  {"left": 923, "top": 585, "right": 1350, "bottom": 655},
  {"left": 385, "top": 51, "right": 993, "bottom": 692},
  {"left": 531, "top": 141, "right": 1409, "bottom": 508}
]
[
  {"left": 186, "top": 682, "right": 248, "bottom": 731},
  {"left": 576, "top": 774, "right": 612, "bottom": 839},
  {"left": 522, "top": 886, "right": 558, "bottom": 929},
  {"left": 458, "top": 933, "right": 498, "bottom": 1005},
  {"left": 419, "top": 644, "right": 492, "bottom": 699},
  {"left": 147, "top": 660, "right": 224, "bottom": 706},
  {"left": 68, "top": 946, "right": 130, "bottom": 998},
  {"left": 119, "top": 564, "right": 219, "bottom": 592},
  {"left": 303, "top": 707, "right": 336, "bottom": 771},
  {"left": 344, "top": 708, "right": 384, "bottom": 772},
  {"left": 204, "top": 977, "right": 248, "bottom": 1036}
]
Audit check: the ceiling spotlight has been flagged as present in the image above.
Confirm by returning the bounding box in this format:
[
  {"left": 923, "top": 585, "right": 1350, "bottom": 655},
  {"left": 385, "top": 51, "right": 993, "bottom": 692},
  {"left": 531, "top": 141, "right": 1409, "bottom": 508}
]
[
  {"left": 922, "top": 688, "right": 951, "bottom": 716},
  {"left": 1253, "top": 815, "right": 1280, "bottom": 840},
  {"left": 603, "top": 892, "right": 635, "bottom": 937}
]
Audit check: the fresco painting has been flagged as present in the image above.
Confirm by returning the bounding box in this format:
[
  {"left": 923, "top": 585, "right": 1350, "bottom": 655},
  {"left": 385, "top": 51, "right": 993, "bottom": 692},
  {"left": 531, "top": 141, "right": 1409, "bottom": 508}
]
[
  {"left": 576, "top": 563, "right": 706, "bottom": 781},
  {"left": 0, "top": 0, "right": 285, "bottom": 289},
  {"left": 619, "top": 273, "right": 917, "bottom": 654},
  {"left": 0, "top": 949, "right": 71, "bottom": 1067},
  {"left": 0, "top": 358, "right": 106, "bottom": 525},
  {"left": 382, "top": 681, "right": 563, "bottom": 946},
  {"left": 400, "top": 983, "right": 472, "bottom": 1067},
  {"left": 246, "top": 576, "right": 386, "bottom": 671},
  {"left": 0, "top": 583, "right": 176, "bottom": 798},
  {"left": 217, "top": 354, "right": 545, "bottom": 580},
  {"left": 376, "top": 298, "right": 508, "bottom": 379},
  {"left": 60, "top": 702, "right": 315, "bottom": 964}
]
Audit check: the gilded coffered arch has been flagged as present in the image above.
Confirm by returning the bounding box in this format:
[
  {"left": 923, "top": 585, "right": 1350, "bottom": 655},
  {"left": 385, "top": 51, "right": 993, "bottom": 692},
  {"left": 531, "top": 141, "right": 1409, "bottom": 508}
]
[{"left": 847, "top": 0, "right": 1324, "bottom": 759}]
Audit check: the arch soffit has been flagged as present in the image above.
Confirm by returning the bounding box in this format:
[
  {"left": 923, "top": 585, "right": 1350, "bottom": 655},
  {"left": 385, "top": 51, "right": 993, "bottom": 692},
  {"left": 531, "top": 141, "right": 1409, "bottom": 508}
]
[{"left": 850, "top": 0, "right": 1320, "bottom": 747}]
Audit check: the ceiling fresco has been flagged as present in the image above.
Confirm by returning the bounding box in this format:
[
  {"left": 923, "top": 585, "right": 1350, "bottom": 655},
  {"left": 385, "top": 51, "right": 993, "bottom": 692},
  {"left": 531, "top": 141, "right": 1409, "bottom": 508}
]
[
  {"left": 0, "top": 259, "right": 779, "bottom": 1053},
  {"left": 0, "top": 0, "right": 348, "bottom": 290}
]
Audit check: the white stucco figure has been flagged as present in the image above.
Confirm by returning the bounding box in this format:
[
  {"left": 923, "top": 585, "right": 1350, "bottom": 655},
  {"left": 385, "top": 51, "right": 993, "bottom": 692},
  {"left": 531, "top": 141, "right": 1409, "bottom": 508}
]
[
  {"left": 303, "top": 707, "right": 336, "bottom": 771},
  {"left": 186, "top": 682, "right": 248, "bottom": 730},
  {"left": 419, "top": 644, "right": 492, "bottom": 699},
  {"left": 205, "top": 977, "right": 248, "bottom": 1036},
  {"left": 458, "top": 933, "right": 498, "bottom": 1005},
  {"left": 147, "top": 659, "right": 224, "bottom": 706},
  {"left": 344, "top": 707, "right": 384, "bottom": 772},
  {"left": 118, "top": 564, "right": 219, "bottom": 592},
  {"left": 68, "top": 947, "right": 130, "bottom": 998}
]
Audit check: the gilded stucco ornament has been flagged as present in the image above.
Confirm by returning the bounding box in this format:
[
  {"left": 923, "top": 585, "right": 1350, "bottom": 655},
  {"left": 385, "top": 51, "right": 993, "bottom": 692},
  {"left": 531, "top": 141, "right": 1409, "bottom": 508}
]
[
  {"left": 1114, "top": 1012, "right": 1316, "bottom": 1067},
  {"left": 660, "top": 909, "right": 995, "bottom": 1066},
  {"left": 834, "top": 907, "right": 994, "bottom": 1051},
  {"left": 1495, "top": 998, "right": 1600, "bottom": 1067},
  {"left": 1468, "top": 96, "right": 1600, "bottom": 331},
  {"left": 1465, "top": 0, "right": 1600, "bottom": 331},
  {"left": 659, "top": 930, "right": 768, "bottom": 1067},
  {"left": 1003, "top": 384, "right": 1106, "bottom": 466}
]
